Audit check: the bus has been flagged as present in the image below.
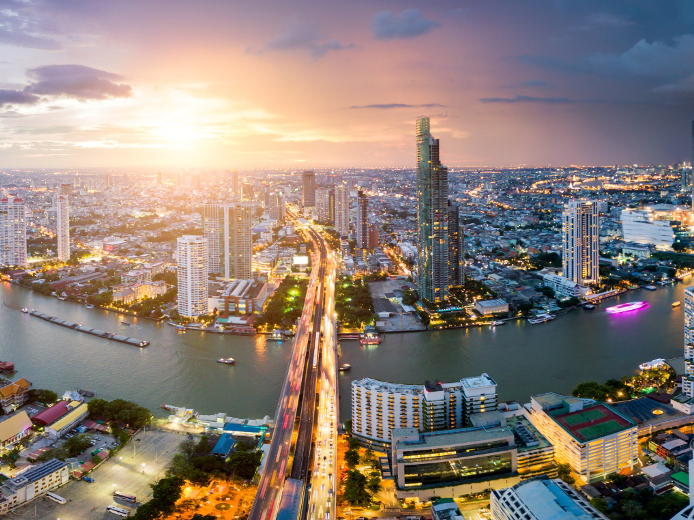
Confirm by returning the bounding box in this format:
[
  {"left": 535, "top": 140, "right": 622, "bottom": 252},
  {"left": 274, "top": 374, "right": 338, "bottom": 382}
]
[
  {"left": 106, "top": 505, "right": 131, "bottom": 517},
  {"left": 46, "top": 492, "right": 66, "bottom": 504},
  {"left": 113, "top": 491, "right": 137, "bottom": 503}
]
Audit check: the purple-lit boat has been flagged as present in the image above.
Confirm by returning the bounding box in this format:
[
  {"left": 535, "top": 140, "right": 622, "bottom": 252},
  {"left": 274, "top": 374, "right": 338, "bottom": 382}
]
[{"left": 606, "top": 301, "right": 648, "bottom": 314}]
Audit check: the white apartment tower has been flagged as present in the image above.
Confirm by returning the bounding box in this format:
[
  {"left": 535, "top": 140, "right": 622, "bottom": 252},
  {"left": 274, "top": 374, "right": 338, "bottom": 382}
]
[
  {"left": 177, "top": 235, "right": 208, "bottom": 318},
  {"left": 684, "top": 286, "right": 694, "bottom": 397},
  {"left": 335, "top": 183, "right": 350, "bottom": 236},
  {"left": 561, "top": 200, "right": 599, "bottom": 285},
  {"left": 55, "top": 193, "right": 70, "bottom": 262},
  {"left": 202, "top": 203, "right": 252, "bottom": 280},
  {"left": 0, "top": 198, "right": 27, "bottom": 268}
]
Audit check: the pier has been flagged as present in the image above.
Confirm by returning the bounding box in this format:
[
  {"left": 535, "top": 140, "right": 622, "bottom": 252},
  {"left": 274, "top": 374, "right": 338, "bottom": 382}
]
[{"left": 29, "top": 311, "right": 150, "bottom": 347}]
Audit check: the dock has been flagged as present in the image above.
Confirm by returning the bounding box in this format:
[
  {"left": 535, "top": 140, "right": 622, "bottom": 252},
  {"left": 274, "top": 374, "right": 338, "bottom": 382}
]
[{"left": 29, "top": 311, "right": 150, "bottom": 347}]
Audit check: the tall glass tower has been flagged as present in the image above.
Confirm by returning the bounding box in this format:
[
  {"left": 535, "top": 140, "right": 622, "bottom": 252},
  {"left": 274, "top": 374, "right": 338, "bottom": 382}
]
[{"left": 416, "top": 117, "right": 449, "bottom": 304}]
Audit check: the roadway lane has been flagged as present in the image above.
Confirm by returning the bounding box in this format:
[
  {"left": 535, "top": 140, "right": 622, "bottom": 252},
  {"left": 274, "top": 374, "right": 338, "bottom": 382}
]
[{"left": 248, "top": 218, "right": 324, "bottom": 520}]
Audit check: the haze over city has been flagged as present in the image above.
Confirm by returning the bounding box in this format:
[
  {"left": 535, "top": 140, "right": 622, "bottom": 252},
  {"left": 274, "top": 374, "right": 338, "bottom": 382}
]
[{"left": 2, "top": 0, "right": 694, "bottom": 168}]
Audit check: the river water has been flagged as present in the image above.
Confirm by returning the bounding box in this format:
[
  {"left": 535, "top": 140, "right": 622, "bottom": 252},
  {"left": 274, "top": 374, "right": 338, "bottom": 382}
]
[{"left": 0, "top": 280, "right": 689, "bottom": 420}]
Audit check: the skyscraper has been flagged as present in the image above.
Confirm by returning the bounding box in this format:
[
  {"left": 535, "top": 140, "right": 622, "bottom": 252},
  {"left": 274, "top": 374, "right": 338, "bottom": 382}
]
[
  {"left": 335, "top": 183, "right": 350, "bottom": 236},
  {"left": 356, "top": 190, "right": 368, "bottom": 251},
  {"left": 684, "top": 286, "right": 694, "bottom": 399},
  {"left": 0, "top": 197, "right": 27, "bottom": 268},
  {"left": 55, "top": 193, "right": 70, "bottom": 262},
  {"left": 448, "top": 200, "right": 464, "bottom": 287},
  {"left": 106, "top": 174, "right": 112, "bottom": 188},
  {"left": 302, "top": 170, "right": 316, "bottom": 217},
  {"left": 202, "top": 203, "right": 252, "bottom": 280},
  {"left": 368, "top": 224, "right": 379, "bottom": 252},
  {"left": 177, "top": 235, "right": 208, "bottom": 318},
  {"left": 316, "top": 187, "right": 335, "bottom": 224},
  {"left": 561, "top": 200, "right": 600, "bottom": 285},
  {"left": 416, "top": 117, "right": 449, "bottom": 304}
]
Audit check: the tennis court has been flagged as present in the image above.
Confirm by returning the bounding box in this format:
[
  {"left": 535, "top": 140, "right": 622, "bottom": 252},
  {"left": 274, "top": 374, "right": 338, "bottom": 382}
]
[
  {"left": 577, "top": 419, "right": 624, "bottom": 440},
  {"left": 562, "top": 408, "right": 606, "bottom": 426}
]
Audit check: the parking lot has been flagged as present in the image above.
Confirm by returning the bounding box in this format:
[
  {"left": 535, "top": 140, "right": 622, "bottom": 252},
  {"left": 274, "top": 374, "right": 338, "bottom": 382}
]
[{"left": 14, "top": 429, "right": 187, "bottom": 519}]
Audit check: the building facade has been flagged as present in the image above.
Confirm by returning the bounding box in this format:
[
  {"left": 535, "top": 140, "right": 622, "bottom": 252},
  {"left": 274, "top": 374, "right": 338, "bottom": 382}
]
[
  {"left": 447, "top": 201, "right": 463, "bottom": 287},
  {"left": 561, "top": 200, "right": 599, "bottom": 286},
  {"left": 177, "top": 235, "right": 209, "bottom": 318},
  {"left": 302, "top": 170, "right": 316, "bottom": 216},
  {"left": 0, "top": 198, "right": 27, "bottom": 268},
  {"left": 542, "top": 273, "right": 590, "bottom": 299},
  {"left": 526, "top": 393, "right": 638, "bottom": 483},
  {"left": 491, "top": 476, "right": 608, "bottom": 520},
  {"left": 55, "top": 193, "right": 70, "bottom": 262},
  {"left": 316, "top": 187, "right": 334, "bottom": 224},
  {"left": 621, "top": 206, "right": 689, "bottom": 250},
  {"left": 416, "top": 117, "right": 449, "bottom": 303},
  {"left": 356, "top": 190, "right": 368, "bottom": 252},
  {"left": 0, "top": 459, "right": 70, "bottom": 513},
  {"left": 335, "top": 183, "right": 350, "bottom": 236},
  {"left": 351, "top": 374, "right": 497, "bottom": 446},
  {"left": 202, "top": 203, "right": 252, "bottom": 280},
  {"left": 683, "top": 286, "right": 694, "bottom": 399}
]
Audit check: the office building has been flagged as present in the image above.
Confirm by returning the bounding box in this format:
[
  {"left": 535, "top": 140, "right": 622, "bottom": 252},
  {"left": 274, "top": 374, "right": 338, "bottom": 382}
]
[
  {"left": 356, "top": 190, "right": 368, "bottom": 251},
  {"left": 416, "top": 117, "right": 449, "bottom": 303},
  {"left": 351, "top": 374, "right": 497, "bottom": 447},
  {"left": 302, "top": 170, "right": 316, "bottom": 216},
  {"left": 490, "top": 476, "right": 608, "bottom": 520},
  {"left": 55, "top": 193, "right": 70, "bottom": 262},
  {"left": 316, "top": 187, "right": 334, "bottom": 224},
  {"left": 202, "top": 203, "right": 252, "bottom": 280},
  {"left": 335, "top": 183, "right": 350, "bottom": 236},
  {"left": 561, "top": 200, "right": 599, "bottom": 286},
  {"left": 391, "top": 416, "right": 555, "bottom": 500},
  {"left": 447, "top": 201, "right": 463, "bottom": 287},
  {"left": 267, "top": 191, "right": 285, "bottom": 224},
  {"left": 526, "top": 393, "right": 638, "bottom": 483},
  {"left": 621, "top": 205, "right": 691, "bottom": 250},
  {"left": 0, "top": 198, "right": 27, "bottom": 268},
  {"left": 177, "top": 235, "right": 208, "bottom": 318}
]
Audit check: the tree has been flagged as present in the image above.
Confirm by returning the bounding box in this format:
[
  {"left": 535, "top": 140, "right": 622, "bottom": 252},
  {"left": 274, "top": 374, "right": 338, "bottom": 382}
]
[
  {"left": 589, "top": 497, "right": 608, "bottom": 514},
  {"left": 227, "top": 450, "right": 263, "bottom": 479},
  {"left": 556, "top": 463, "right": 575, "bottom": 486},
  {"left": 572, "top": 382, "right": 609, "bottom": 401},
  {"left": 345, "top": 449, "right": 360, "bottom": 469},
  {"left": 28, "top": 389, "right": 58, "bottom": 405},
  {"left": 673, "top": 242, "right": 687, "bottom": 252},
  {"left": 366, "top": 471, "right": 381, "bottom": 494},
  {"left": 63, "top": 434, "right": 92, "bottom": 457},
  {"left": 343, "top": 470, "right": 371, "bottom": 507}
]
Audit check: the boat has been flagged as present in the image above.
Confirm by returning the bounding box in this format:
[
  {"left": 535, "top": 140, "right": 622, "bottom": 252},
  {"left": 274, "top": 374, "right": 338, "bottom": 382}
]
[
  {"left": 491, "top": 320, "right": 505, "bottom": 326},
  {"left": 673, "top": 301, "right": 681, "bottom": 308},
  {"left": 217, "top": 358, "right": 235, "bottom": 364},
  {"left": 583, "top": 304, "right": 595, "bottom": 310},
  {"left": 85, "top": 303, "right": 94, "bottom": 309},
  {"left": 121, "top": 321, "right": 131, "bottom": 326},
  {"left": 21, "top": 308, "right": 28, "bottom": 313},
  {"left": 639, "top": 358, "right": 666, "bottom": 371},
  {"left": 267, "top": 330, "right": 284, "bottom": 341},
  {"left": 57, "top": 295, "right": 68, "bottom": 301},
  {"left": 0, "top": 361, "right": 15, "bottom": 372},
  {"left": 644, "top": 285, "right": 657, "bottom": 291},
  {"left": 339, "top": 364, "right": 352, "bottom": 372},
  {"left": 606, "top": 301, "right": 648, "bottom": 314},
  {"left": 528, "top": 313, "right": 556, "bottom": 325}
]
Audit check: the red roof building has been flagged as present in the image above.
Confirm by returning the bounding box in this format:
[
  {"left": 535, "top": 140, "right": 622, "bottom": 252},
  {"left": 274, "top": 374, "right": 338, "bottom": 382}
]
[{"left": 32, "top": 401, "right": 70, "bottom": 426}]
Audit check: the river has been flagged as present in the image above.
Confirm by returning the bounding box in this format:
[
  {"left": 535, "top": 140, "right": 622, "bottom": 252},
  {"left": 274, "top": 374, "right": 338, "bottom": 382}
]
[{"left": 0, "top": 280, "right": 689, "bottom": 421}]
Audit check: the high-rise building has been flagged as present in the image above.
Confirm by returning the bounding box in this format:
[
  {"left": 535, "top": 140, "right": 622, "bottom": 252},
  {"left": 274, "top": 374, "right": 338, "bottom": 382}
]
[
  {"left": 416, "top": 117, "right": 449, "bottom": 303},
  {"left": 691, "top": 120, "right": 694, "bottom": 211},
  {"left": 267, "top": 191, "right": 285, "bottom": 224},
  {"left": 202, "top": 203, "right": 252, "bottom": 280},
  {"left": 59, "top": 183, "right": 71, "bottom": 195},
  {"left": 157, "top": 171, "right": 162, "bottom": 184},
  {"left": 302, "top": 170, "right": 316, "bottom": 216},
  {"left": 683, "top": 286, "right": 694, "bottom": 399},
  {"left": 335, "top": 183, "right": 350, "bottom": 236},
  {"left": 242, "top": 183, "right": 254, "bottom": 200},
  {"left": 176, "top": 235, "right": 208, "bottom": 318},
  {"left": 316, "top": 187, "right": 334, "bottom": 224},
  {"left": 356, "top": 190, "right": 368, "bottom": 251},
  {"left": 561, "top": 200, "right": 599, "bottom": 285},
  {"left": 55, "top": 193, "right": 70, "bottom": 262},
  {"left": 447, "top": 201, "right": 464, "bottom": 287},
  {"left": 368, "top": 224, "right": 379, "bottom": 252},
  {"left": 0, "top": 197, "right": 27, "bottom": 268},
  {"left": 105, "top": 175, "right": 112, "bottom": 188}
]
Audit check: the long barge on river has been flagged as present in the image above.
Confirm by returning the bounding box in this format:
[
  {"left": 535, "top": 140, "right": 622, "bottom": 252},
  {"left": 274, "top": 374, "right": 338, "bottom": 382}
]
[{"left": 29, "top": 310, "right": 149, "bottom": 347}]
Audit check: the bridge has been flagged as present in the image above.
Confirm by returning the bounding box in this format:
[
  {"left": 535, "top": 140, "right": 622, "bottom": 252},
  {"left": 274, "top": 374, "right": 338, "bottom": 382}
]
[{"left": 249, "top": 215, "right": 338, "bottom": 520}]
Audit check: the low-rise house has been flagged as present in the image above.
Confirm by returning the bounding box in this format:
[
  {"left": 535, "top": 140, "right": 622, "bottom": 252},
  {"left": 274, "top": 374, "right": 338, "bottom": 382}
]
[{"left": 0, "top": 379, "right": 32, "bottom": 413}]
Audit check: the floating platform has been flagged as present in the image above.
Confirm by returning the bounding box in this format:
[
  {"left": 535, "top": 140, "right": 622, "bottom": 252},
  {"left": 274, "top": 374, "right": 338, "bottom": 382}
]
[{"left": 30, "top": 311, "right": 149, "bottom": 347}]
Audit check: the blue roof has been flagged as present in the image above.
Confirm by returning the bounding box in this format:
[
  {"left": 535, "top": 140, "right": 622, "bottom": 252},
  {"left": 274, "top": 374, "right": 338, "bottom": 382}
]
[
  {"left": 212, "top": 434, "right": 236, "bottom": 456},
  {"left": 222, "top": 423, "right": 268, "bottom": 435}
]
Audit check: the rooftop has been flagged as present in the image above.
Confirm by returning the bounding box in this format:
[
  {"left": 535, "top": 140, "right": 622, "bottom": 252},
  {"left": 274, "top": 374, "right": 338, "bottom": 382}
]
[
  {"left": 553, "top": 403, "right": 634, "bottom": 442},
  {"left": 393, "top": 426, "right": 514, "bottom": 451},
  {"left": 512, "top": 477, "right": 604, "bottom": 519}
]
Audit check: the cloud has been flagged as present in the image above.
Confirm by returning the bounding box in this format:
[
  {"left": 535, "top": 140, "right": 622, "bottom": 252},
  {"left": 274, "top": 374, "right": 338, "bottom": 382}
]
[
  {"left": 572, "top": 12, "right": 635, "bottom": 32},
  {"left": 348, "top": 103, "right": 445, "bottom": 109},
  {"left": 371, "top": 9, "right": 440, "bottom": 40},
  {"left": 479, "top": 95, "right": 575, "bottom": 104},
  {"left": 0, "top": 89, "right": 39, "bottom": 107},
  {"left": 250, "top": 22, "right": 352, "bottom": 59},
  {"left": 0, "top": 3, "right": 62, "bottom": 50},
  {"left": 25, "top": 65, "right": 132, "bottom": 99},
  {"left": 520, "top": 80, "right": 554, "bottom": 88}
]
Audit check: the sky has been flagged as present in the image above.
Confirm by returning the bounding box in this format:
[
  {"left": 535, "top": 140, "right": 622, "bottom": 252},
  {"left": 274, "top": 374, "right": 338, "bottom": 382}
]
[{"left": 1, "top": 0, "right": 694, "bottom": 169}]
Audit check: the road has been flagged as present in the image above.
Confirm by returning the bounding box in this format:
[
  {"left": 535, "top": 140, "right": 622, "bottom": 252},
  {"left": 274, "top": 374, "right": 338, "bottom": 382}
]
[
  {"left": 308, "top": 247, "right": 339, "bottom": 520},
  {"left": 248, "top": 216, "right": 326, "bottom": 520}
]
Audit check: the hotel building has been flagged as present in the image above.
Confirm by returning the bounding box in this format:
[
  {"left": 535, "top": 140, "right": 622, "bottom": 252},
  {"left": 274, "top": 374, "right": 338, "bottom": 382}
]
[
  {"left": 55, "top": 193, "right": 70, "bottom": 262},
  {"left": 0, "top": 197, "right": 27, "bottom": 268},
  {"left": 202, "top": 203, "right": 252, "bottom": 280},
  {"left": 561, "top": 200, "right": 599, "bottom": 286},
  {"left": 351, "top": 374, "right": 497, "bottom": 447},
  {"left": 525, "top": 393, "right": 638, "bottom": 483},
  {"left": 177, "top": 235, "right": 208, "bottom": 318},
  {"left": 679, "top": 286, "right": 694, "bottom": 406}
]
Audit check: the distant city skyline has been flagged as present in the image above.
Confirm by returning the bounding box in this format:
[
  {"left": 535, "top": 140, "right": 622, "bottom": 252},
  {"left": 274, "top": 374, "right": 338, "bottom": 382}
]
[{"left": 1, "top": 2, "right": 694, "bottom": 168}]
